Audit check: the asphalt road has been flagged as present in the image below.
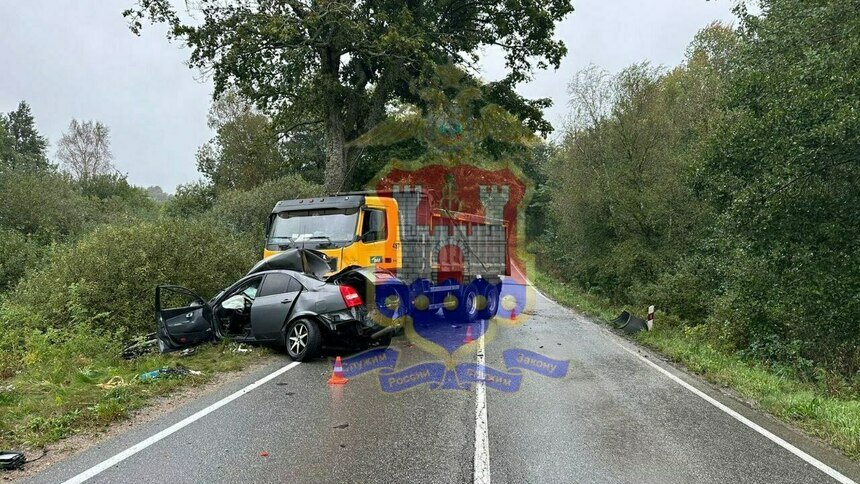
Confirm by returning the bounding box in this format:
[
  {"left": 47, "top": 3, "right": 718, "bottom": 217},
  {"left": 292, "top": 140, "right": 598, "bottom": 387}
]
[{"left": 29, "top": 287, "right": 860, "bottom": 483}]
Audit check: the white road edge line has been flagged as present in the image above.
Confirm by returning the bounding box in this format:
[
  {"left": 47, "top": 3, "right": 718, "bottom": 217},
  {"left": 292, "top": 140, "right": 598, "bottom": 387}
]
[
  {"left": 62, "top": 361, "right": 302, "bottom": 484},
  {"left": 526, "top": 278, "right": 854, "bottom": 484},
  {"left": 614, "top": 343, "right": 855, "bottom": 484},
  {"left": 474, "top": 319, "right": 491, "bottom": 484}
]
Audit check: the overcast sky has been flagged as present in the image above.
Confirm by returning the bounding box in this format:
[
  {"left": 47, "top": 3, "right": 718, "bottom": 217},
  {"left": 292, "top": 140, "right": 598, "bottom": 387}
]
[{"left": 0, "top": 1, "right": 737, "bottom": 192}]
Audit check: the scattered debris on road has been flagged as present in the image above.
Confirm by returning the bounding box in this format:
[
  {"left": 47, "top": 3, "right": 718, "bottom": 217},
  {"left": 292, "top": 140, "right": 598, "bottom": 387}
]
[
  {"left": 231, "top": 343, "right": 253, "bottom": 354},
  {"left": 611, "top": 311, "right": 648, "bottom": 334},
  {"left": 96, "top": 376, "right": 127, "bottom": 390},
  {"left": 333, "top": 423, "right": 349, "bottom": 429},
  {"left": 138, "top": 366, "right": 202, "bottom": 382},
  {"left": 0, "top": 451, "right": 25, "bottom": 471},
  {"left": 121, "top": 333, "right": 157, "bottom": 360},
  {"left": 259, "top": 451, "right": 269, "bottom": 457}
]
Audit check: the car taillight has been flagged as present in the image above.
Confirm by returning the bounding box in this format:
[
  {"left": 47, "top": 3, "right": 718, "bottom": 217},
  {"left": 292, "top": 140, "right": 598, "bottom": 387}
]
[{"left": 339, "top": 285, "right": 363, "bottom": 308}]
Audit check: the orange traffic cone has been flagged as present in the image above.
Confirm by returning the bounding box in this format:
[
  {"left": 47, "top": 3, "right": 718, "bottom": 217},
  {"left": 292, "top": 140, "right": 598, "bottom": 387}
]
[
  {"left": 463, "top": 325, "right": 474, "bottom": 344},
  {"left": 328, "top": 356, "right": 349, "bottom": 385},
  {"left": 510, "top": 306, "right": 517, "bottom": 322}
]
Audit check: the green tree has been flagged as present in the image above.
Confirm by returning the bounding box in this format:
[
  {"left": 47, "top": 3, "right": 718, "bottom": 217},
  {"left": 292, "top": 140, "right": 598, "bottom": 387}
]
[
  {"left": 0, "top": 101, "right": 51, "bottom": 172},
  {"left": 355, "top": 64, "right": 537, "bottom": 165},
  {"left": 125, "top": 0, "right": 574, "bottom": 192},
  {"left": 163, "top": 180, "right": 217, "bottom": 218},
  {"left": 544, "top": 23, "right": 739, "bottom": 300},
  {"left": 197, "top": 91, "right": 324, "bottom": 190},
  {"left": 700, "top": 0, "right": 860, "bottom": 373}
]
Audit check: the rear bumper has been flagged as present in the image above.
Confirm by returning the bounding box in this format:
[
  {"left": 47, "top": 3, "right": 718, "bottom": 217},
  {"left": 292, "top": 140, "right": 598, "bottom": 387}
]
[{"left": 319, "top": 308, "right": 397, "bottom": 342}]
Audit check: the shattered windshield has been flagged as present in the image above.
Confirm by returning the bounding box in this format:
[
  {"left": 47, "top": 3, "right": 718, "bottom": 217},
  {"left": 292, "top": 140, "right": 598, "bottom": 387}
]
[{"left": 269, "top": 208, "right": 359, "bottom": 245}]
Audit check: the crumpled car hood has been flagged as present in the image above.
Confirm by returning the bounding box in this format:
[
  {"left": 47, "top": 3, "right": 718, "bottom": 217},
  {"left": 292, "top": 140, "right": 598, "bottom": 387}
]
[{"left": 246, "top": 248, "right": 331, "bottom": 279}]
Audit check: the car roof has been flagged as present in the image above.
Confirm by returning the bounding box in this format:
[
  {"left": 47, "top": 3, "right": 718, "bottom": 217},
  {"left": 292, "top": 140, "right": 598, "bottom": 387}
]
[{"left": 249, "top": 269, "right": 327, "bottom": 291}]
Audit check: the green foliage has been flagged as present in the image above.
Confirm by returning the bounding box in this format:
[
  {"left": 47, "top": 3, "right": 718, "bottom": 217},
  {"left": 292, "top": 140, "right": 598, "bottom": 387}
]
[
  {"left": 0, "top": 101, "right": 52, "bottom": 172},
  {"left": 542, "top": 7, "right": 859, "bottom": 378},
  {"left": 355, "top": 64, "right": 539, "bottom": 170},
  {"left": 197, "top": 91, "right": 302, "bottom": 191},
  {"left": 0, "top": 227, "right": 42, "bottom": 292},
  {"left": 10, "top": 218, "right": 258, "bottom": 335},
  {"left": 0, "top": 170, "right": 90, "bottom": 240},
  {"left": 163, "top": 180, "right": 216, "bottom": 218},
  {"left": 211, "top": 174, "right": 324, "bottom": 241},
  {"left": 0, "top": 170, "right": 158, "bottom": 242},
  {"left": 696, "top": 0, "right": 860, "bottom": 374},
  {"left": 544, "top": 56, "right": 723, "bottom": 299},
  {"left": 145, "top": 185, "right": 170, "bottom": 202},
  {"left": 125, "top": 0, "right": 573, "bottom": 191},
  {"left": 77, "top": 173, "right": 142, "bottom": 201}
]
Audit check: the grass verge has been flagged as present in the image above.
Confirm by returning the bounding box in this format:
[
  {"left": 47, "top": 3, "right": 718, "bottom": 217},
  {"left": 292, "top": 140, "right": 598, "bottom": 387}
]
[
  {"left": 532, "top": 269, "right": 860, "bottom": 462},
  {"left": 0, "top": 335, "right": 267, "bottom": 450}
]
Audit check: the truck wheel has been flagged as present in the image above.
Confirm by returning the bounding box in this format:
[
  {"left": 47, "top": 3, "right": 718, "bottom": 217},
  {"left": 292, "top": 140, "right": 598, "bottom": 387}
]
[
  {"left": 409, "top": 279, "right": 434, "bottom": 323},
  {"left": 372, "top": 282, "right": 408, "bottom": 325},
  {"left": 445, "top": 283, "right": 479, "bottom": 324},
  {"left": 478, "top": 283, "right": 500, "bottom": 320},
  {"left": 285, "top": 319, "right": 321, "bottom": 361}
]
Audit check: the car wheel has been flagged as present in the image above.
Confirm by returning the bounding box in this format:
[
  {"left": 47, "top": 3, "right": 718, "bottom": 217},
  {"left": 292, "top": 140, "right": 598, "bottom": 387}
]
[{"left": 285, "top": 319, "right": 321, "bottom": 361}]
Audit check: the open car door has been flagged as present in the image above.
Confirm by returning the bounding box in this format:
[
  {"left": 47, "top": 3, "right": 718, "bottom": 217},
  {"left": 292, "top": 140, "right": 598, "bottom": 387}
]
[{"left": 155, "top": 285, "right": 214, "bottom": 352}]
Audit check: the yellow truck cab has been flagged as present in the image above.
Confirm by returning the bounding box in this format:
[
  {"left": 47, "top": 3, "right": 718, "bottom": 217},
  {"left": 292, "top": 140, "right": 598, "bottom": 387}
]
[{"left": 264, "top": 194, "right": 401, "bottom": 275}]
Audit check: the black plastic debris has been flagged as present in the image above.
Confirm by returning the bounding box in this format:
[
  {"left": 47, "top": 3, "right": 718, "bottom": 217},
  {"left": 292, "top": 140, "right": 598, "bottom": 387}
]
[
  {"left": 611, "top": 311, "right": 648, "bottom": 334},
  {"left": 122, "top": 332, "right": 157, "bottom": 360},
  {"left": 0, "top": 451, "right": 25, "bottom": 471},
  {"left": 610, "top": 311, "right": 631, "bottom": 327}
]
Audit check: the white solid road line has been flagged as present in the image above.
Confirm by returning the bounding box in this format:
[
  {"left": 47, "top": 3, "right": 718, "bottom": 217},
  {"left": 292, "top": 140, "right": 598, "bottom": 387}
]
[
  {"left": 614, "top": 343, "right": 856, "bottom": 484},
  {"left": 62, "top": 361, "right": 302, "bottom": 484},
  {"left": 474, "top": 319, "right": 491, "bottom": 484},
  {"left": 530, "top": 280, "right": 856, "bottom": 483}
]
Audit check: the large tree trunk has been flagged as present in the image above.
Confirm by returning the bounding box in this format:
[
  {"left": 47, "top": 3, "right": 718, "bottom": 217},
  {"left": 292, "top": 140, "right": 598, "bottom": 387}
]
[
  {"left": 324, "top": 105, "right": 346, "bottom": 193},
  {"left": 322, "top": 46, "right": 347, "bottom": 194}
]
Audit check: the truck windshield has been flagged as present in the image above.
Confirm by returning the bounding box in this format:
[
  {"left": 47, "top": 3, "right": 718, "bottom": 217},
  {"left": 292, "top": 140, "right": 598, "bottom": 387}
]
[{"left": 269, "top": 208, "right": 359, "bottom": 246}]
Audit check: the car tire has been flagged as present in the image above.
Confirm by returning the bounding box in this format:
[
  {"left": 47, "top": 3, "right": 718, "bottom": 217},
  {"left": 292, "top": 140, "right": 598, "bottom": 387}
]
[{"left": 285, "top": 319, "right": 321, "bottom": 362}]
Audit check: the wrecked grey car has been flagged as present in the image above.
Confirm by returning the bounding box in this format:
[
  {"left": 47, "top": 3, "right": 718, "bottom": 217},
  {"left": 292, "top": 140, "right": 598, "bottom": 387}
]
[{"left": 155, "top": 249, "right": 396, "bottom": 361}]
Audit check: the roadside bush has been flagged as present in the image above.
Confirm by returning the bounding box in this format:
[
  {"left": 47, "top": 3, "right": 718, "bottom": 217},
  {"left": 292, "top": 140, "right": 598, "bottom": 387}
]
[
  {"left": 0, "top": 227, "right": 43, "bottom": 292},
  {"left": 211, "top": 174, "right": 323, "bottom": 238},
  {"left": 0, "top": 171, "right": 159, "bottom": 243},
  {"left": 79, "top": 173, "right": 151, "bottom": 203},
  {"left": 10, "top": 217, "right": 259, "bottom": 335},
  {"left": 163, "top": 180, "right": 216, "bottom": 218},
  {"left": 0, "top": 171, "right": 90, "bottom": 240}
]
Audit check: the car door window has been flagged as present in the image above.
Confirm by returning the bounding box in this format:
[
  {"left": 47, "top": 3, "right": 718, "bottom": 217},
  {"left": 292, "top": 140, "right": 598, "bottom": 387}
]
[
  {"left": 229, "top": 277, "right": 262, "bottom": 301},
  {"left": 258, "top": 273, "right": 296, "bottom": 297},
  {"left": 286, "top": 277, "right": 302, "bottom": 293},
  {"left": 361, "top": 208, "right": 387, "bottom": 242}
]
